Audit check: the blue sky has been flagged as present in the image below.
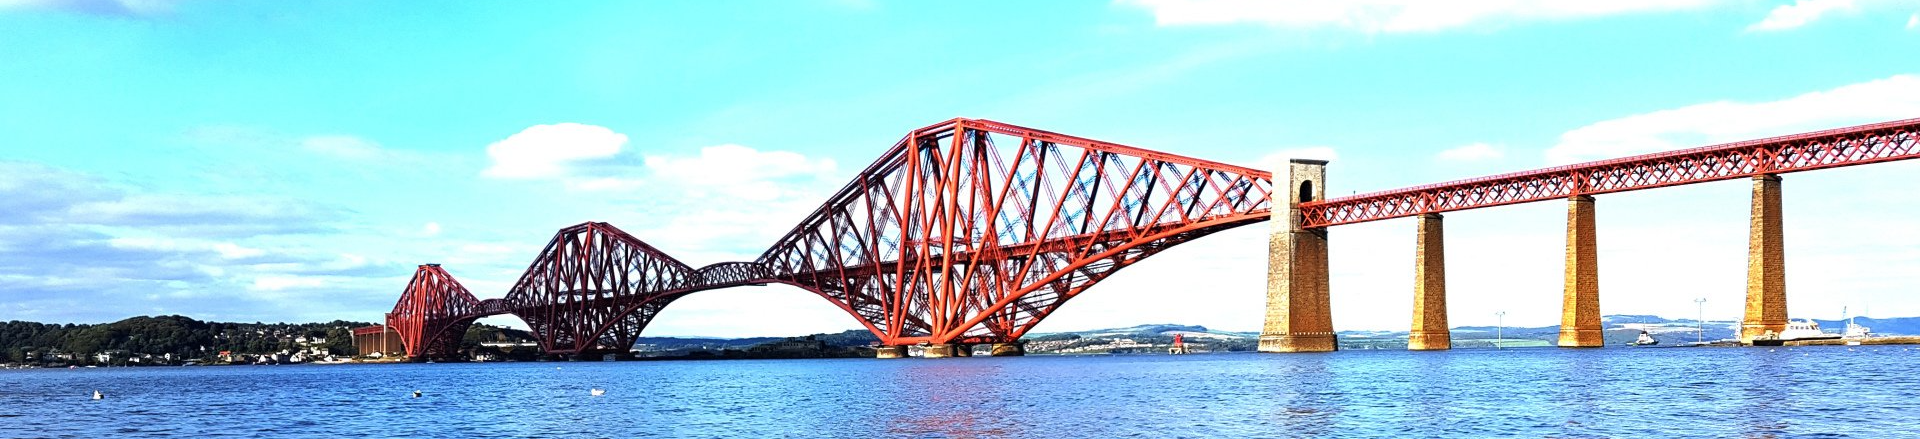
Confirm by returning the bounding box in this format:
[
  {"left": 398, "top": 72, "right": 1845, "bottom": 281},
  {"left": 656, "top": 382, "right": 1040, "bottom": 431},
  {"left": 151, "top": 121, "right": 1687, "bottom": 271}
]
[{"left": 2, "top": 0, "right": 1916, "bottom": 337}]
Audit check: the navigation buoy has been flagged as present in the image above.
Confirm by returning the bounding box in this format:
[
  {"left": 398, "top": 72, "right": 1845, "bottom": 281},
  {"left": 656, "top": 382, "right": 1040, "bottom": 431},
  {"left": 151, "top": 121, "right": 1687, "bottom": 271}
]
[
  {"left": 91, "top": 390, "right": 103, "bottom": 400},
  {"left": 590, "top": 388, "right": 605, "bottom": 397},
  {"left": 412, "top": 390, "right": 422, "bottom": 398}
]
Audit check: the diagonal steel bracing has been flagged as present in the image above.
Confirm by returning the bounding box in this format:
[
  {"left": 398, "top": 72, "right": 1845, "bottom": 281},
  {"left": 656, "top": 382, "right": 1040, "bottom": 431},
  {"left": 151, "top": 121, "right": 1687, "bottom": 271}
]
[
  {"left": 1301, "top": 118, "right": 1920, "bottom": 227},
  {"left": 385, "top": 118, "right": 1275, "bottom": 358}
]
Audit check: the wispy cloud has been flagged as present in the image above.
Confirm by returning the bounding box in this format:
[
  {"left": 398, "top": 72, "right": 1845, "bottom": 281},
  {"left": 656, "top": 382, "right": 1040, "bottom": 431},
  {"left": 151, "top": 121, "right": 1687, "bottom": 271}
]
[
  {"left": 622, "top": 145, "right": 840, "bottom": 263},
  {"left": 184, "top": 125, "right": 420, "bottom": 165},
  {"left": 1748, "top": 0, "right": 1857, "bottom": 31},
  {"left": 1544, "top": 74, "right": 1920, "bottom": 164},
  {"left": 300, "top": 136, "right": 388, "bottom": 161},
  {"left": 1119, "top": 0, "right": 1725, "bottom": 33},
  {"left": 0, "top": 160, "right": 407, "bottom": 323},
  {"left": 0, "top": 0, "right": 182, "bottom": 17},
  {"left": 472, "top": 122, "right": 846, "bottom": 265},
  {"left": 641, "top": 144, "right": 837, "bottom": 201}
]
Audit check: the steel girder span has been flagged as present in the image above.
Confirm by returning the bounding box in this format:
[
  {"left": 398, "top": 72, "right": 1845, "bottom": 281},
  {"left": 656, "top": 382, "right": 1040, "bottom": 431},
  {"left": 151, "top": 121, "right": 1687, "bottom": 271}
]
[
  {"left": 1301, "top": 117, "right": 1920, "bottom": 227},
  {"left": 386, "top": 118, "right": 1275, "bottom": 358}
]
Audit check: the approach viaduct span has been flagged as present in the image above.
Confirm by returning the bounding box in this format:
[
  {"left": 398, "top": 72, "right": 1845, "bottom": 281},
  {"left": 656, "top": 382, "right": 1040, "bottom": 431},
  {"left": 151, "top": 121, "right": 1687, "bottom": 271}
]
[{"left": 387, "top": 117, "right": 1920, "bottom": 359}]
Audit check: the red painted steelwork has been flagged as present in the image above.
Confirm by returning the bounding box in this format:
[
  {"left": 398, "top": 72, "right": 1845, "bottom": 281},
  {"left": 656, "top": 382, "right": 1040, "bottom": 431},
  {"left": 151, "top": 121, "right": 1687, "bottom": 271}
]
[
  {"left": 387, "top": 264, "right": 482, "bottom": 359},
  {"left": 1300, "top": 118, "right": 1920, "bottom": 228},
  {"left": 385, "top": 118, "right": 1275, "bottom": 358},
  {"left": 759, "top": 119, "right": 1274, "bottom": 346}
]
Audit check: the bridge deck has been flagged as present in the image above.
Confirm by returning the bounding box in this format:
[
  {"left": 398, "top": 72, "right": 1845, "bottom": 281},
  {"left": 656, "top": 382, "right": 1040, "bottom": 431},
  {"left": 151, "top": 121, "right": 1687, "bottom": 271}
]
[{"left": 1300, "top": 118, "right": 1920, "bottom": 227}]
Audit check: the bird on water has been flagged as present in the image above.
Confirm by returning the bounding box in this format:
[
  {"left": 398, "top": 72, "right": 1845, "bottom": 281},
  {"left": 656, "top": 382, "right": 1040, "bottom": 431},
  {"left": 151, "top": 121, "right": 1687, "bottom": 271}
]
[
  {"left": 412, "top": 390, "right": 422, "bottom": 398},
  {"left": 92, "top": 390, "right": 103, "bottom": 400},
  {"left": 591, "top": 388, "right": 606, "bottom": 397}
]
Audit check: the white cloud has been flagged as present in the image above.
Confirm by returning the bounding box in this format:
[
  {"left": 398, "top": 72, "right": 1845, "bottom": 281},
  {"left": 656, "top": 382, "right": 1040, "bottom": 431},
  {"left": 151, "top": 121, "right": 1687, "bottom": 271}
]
[
  {"left": 1748, "top": 0, "right": 1856, "bottom": 31},
  {"left": 1120, "top": 0, "right": 1724, "bottom": 33},
  {"left": 1908, "top": 11, "right": 1917, "bottom": 29},
  {"left": 106, "top": 236, "right": 179, "bottom": 251},
  {"left": 250, "top": 275, "right": 324, "bottom": 291},
  {"left": 456, "top": 243, "right": 515, "bottom": 255},
  {"left": 641, "top": 144, "right": 837, "bottom": 201},
  {"left": 213, "top": 243, "right": 264, "bottom": 260},
  {"left": 564, "top": 177, "right": 647, "bottom": 192},
  {"left": 482, "top": 123, "right": 629, "bottom": 179},
  {"left": 1545, "top": 74, "right": 1920, "bottom": 164},
  {"left": 108, "top": 238, "right": 263, "bottom": 260},
  {"left": 421, "top": 222, "right": 441, "bottom": 237},
  {"left": 1437, "top": 142, "right": 1504, "bottom": 162},
  {"left": 1255, "top": 147, "right": 1339, "bottom": 173}
]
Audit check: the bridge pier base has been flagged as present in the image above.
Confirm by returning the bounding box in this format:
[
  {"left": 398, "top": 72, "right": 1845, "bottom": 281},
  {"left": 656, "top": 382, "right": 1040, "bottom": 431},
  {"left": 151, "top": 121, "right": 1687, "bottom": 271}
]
[
  {"left": 989, "top": 342, "right": 1025, "bottom": 356},
  {"left": 1409, "top": 213, "right": 1451, "bottom": 351},
  {"left": 1742, "top": 174, "right": 1788, "bottom": 344},
  {"left": 1559, "top": 195, "right": 1604, "bottom": 348},
  {"left": 874, "top": 346, "right": 907, "bottom": 359},
  {"left": 952, "top": 345, "right": 973, "bottom": 357},
  {"left": 921, "top": 344, "right": 960, "bottom": 358},
  {"left": 1260, "top": 159, "right": 1337, "bottom": 353}
]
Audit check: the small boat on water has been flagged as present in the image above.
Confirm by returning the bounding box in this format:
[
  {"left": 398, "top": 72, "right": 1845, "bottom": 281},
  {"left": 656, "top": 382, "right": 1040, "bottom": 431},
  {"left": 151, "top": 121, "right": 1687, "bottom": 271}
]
[
  {"left": 1628, "top": 330, "right": 1659, "bottom": 347},
  {"left": 1843, "top": 313, "right": 1873, "bottom": 346},
  {"left": 1751, "top": 319, "right": 1842, "bottom": 346}
]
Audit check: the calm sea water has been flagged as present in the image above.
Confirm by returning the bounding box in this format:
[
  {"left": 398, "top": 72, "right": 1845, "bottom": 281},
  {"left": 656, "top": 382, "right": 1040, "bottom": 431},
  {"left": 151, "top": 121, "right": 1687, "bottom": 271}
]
[{"left": 3, "top": 346, "right": 1918, "bottom": 438}]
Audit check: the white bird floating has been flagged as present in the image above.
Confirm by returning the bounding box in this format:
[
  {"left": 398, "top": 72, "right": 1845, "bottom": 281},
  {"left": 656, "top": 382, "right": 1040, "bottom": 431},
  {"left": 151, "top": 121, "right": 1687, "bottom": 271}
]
[
  {"left": 92, "top": 390, "right": 103, "bottom": 400},
  {"left": 412, "top": 390, "right": 422, "bottom": 398},
  {"left": 590, "top": 388, "right": 606, "bottom": 397}
]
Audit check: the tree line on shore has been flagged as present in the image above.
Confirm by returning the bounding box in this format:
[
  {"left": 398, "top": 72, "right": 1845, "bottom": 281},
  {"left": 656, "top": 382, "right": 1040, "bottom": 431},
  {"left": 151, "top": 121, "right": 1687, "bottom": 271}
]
[{"left": 1, "top": 315, "right": 368, "bottom": 365}]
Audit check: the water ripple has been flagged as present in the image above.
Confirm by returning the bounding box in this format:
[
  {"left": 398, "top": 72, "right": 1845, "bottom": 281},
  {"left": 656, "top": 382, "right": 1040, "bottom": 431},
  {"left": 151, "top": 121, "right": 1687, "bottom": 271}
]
[{"left": 3, "top": 346, "right": 1918, "bottom": 437}]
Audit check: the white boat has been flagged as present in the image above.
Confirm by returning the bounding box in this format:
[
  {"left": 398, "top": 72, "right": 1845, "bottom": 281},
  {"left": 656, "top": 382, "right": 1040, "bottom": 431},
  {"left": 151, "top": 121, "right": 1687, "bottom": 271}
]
[
  {"left": 1844, "top": 319, "right": 1873, "bottom": 339},
  {"left": 1629, "top": 330, "right": 1658, "bottom": 346},
  {"left": 1751, "top": 319, "right": 1842, "bottom": 346},
  {"left": 1842, "top": 307, "right": 1873, "bottom": 345}
]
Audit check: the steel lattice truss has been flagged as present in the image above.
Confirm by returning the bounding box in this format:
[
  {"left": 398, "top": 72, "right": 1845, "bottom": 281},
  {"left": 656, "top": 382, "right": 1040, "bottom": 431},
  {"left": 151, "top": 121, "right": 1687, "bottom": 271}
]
[
  {"left": 494, "top": 222, "right": 704, "bottom": 355},
  {"left": 1301, "top": 118, "right": 1920, "bottom": 227},
  {"left": 386, "top": 118, "right": 1274, "bottom": 357},
  {"left": 387, "top": 265, "right": 483, "bottom": 359},
  {"left": 758, "top": 119, "right": 1274, "bottom": 345}
]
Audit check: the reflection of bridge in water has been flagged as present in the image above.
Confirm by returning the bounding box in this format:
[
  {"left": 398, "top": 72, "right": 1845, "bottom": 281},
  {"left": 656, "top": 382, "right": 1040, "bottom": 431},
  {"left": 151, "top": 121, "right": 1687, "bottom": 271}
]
[{"left": 385, "top": 117, "right": 1920, "bottom": 360}]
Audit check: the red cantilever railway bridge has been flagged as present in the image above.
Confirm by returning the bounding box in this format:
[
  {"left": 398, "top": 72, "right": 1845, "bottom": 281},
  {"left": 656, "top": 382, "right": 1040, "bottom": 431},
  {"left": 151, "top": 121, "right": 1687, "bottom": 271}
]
[{"left": 386, "top": 117, "right": 1920, "bottom": 359}]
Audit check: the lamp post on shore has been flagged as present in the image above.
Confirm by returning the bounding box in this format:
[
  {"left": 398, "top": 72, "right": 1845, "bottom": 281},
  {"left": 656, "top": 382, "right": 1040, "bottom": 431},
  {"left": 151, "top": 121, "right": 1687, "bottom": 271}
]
[
  {"left": 1495, "top": 311, "right": 1506, "bottom": 343},
  {"left": 1694, "top": 298, "right": 1707, "bottom": 343}
]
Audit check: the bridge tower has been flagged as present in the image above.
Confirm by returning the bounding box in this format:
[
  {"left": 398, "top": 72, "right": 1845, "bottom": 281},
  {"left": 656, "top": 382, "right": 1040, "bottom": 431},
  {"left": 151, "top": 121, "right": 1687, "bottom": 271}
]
[
  {"left": 1259, "top": 159, "right": 1336, "bottom": 353},
  {"left": 1559, "top": 195, "right": 1604, "bottom": 347},
  {"left": 1741, "top": 174, "right": 1787, "bottom": 343},
  {"left": 1408, "top": 213, "right": 1450, "bottom": 350}
]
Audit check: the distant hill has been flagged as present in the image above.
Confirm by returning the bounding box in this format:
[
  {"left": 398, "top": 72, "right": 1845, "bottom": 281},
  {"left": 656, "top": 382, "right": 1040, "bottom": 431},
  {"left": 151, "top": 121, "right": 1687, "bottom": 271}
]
[
  {"left": 634, "top": 329, "right": 878, "bottom": 352},
  {"left": 1811, "top": 317, "right": 1920, "bottom": 336},
  {"left": 1025, "top": 324, "right": 1258, "bottom": 353},
  {"left": 1011, "top": 314, "right": 1920, "bottom": 353}
]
